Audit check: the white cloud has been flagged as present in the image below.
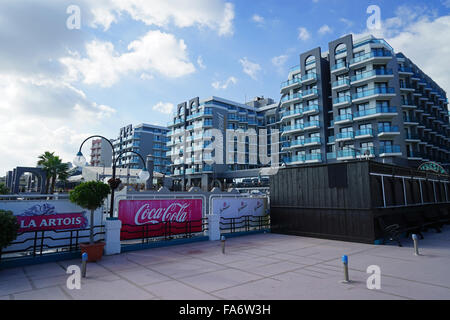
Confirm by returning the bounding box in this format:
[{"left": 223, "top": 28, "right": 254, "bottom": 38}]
[
  {"left": 318, "top": 24, "right": 333, "bottom": 35},
  {"left": 340, "top": 18, "right": 354, "bottom": 28},
  {"left": 271, "top": 55, "right": 288, "bottom": 68},
  {"left": 88, "top": 0, "right": 235, "bottom": 36},
  {"left": 60, "top": 30, "right": 196, "bottom": 87},
  {"left": 0, "top": 74, "right": 118, "bottom": 172},
  {"left": 353, "top": 5, "right": 450, "bottom": 95},
  {"left": 252, "top": 14, "right": 265, "bottom": 25},
  {"left": 152, "top": 102, "right": 175, "bottom": 115},
  {"left": 197, "top": 56, "right": 206, "bottom": 69},
  {"left": 239, "top": 57, "right": 262, "bottom": 80},
  {"left": 298, "top": 27, "right": 311, "bottom": 41},
  {"left": 212, "top": 76, "right": 237, "bottom": 90}
]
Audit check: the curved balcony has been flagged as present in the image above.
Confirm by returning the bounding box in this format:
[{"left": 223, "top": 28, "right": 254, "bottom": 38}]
[
  {"left": 280, "top": 78, "right": 301, "bottom": 92},
  {"left": 281, "top": 108, "right": 303, "bottom": 121},
  {"left": 281, "top": 93, "right": 302, "bottom": 107},
  {"left": 302, "top": 88, "right": 319, "bottom": 100}
]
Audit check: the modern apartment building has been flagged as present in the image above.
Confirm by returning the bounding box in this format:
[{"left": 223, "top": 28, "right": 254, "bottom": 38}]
[
  {"left": 112, "top": 123, "right": 171, "bottom": 174},
  {"left": 90, "top": 138, "right": 113, "bottom": 167},
  {"left": 281, "top": 34, "right": 449, "bottom": 169},
  {"left": 167, "top": 96, "right": 280, "bottom": 190}
]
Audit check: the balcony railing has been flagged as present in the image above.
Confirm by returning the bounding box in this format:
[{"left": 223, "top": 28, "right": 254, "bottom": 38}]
[
  {"left": 337, "top": 150, "right": 356, "bottom": 158},
  {"left": 352, "top": 87, "right": 395, "bottom": 100},
  {"left": 303, "top": 120, "right": 320, "bottom": 129},
  {"left": 379, "top": 145, "right": 401, "bottom": 154},
  {"left": 280, "top": 78, "right": 301, "bottom": 89},
  {"left": 378, "top": 126, "right": 400, "bottom": 134},
  {"left": 332, "top": 78, "right": 350, "bottom": 88},
  {"left": 336, "top": 132, "right": 354, "bottom": 140},
  {"left": 331, "top": 62, "right": 348, "bottom": 71},
  {"left": 303, "top": 105, "right": 320, "bottom": 113},
  {"left": 305, "top": 153, "right": 322, "bottom": 161},
  {"left": 301, "top": 73, "right": 317, "bottom": 82},
  {"left": 335, "top": 114, "right": 353, "bottom": 123},
  {"left": 333, "top": 96, "right": 351, "bottom": 105},
  {"left": 281, "top": 109, "right": 303, "bottom": 118},
  {"left": 281, "top": 93, "right": 302, "bottom": 103},
  {"left": 354, "top": 106, "right": 397, "bottom": 118},
  {"left": 355, "top": 128, "right": 373, "bottom": 137},
  {"left": 350, "top": 69, "right": 393, "bottom": 82},
  {"left": 282, "top": 124, "right": 304, "bottom": 132},
  {"left": 349, "top": 50, "right": 392, "bottom": 65}
]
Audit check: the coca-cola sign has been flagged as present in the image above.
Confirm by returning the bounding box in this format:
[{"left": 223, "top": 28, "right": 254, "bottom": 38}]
[{"left": 118, "top": 199, "right": 203, "bottom": 240}]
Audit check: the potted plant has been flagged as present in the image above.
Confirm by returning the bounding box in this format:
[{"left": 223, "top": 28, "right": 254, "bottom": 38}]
[
  {"left": 0, "top": 210, "right": 19, "bottom": 262},
  {"left": 69, "top": 181, "right": 110, "bottom": 262}
]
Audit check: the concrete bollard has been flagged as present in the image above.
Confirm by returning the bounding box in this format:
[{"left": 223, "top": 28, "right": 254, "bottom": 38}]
[
  {"left": 341, "top": 255, "right": 350, "bottom": 283},
  {"left": 412, "top": 234, "right": 420, "bottom": 256},
  {"left": 81, "top": 252, "right": 88, "bottom": 278},
  {"left": 221, "top": 236, "right": 226, "bottom": 254}
]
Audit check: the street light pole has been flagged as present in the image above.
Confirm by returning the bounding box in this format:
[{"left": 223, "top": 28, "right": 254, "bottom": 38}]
[{"left": 74, "top": 135, "right": 150, "bottom": 218}]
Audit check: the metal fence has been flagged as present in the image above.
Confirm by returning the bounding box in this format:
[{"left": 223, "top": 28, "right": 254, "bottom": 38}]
[
  {"left": 220, "top": 215, "right": 270, "bottom": 234},
  {"left": 120, "top": 218, "right": 209, "bottom": 246},
  {"left": 0, "top": 226, "right": 105, "bottom": 261}
]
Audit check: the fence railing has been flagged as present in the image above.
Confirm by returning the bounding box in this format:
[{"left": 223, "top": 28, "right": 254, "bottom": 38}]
[
  {"left": 120, "top": 218, "right": 209, "bottom": 245},
  {"left": 0, "top": 225, "right": 105, "bottom": 260},
  {"left": 220, "top": 215, "right": 270, "bottom": 234}
]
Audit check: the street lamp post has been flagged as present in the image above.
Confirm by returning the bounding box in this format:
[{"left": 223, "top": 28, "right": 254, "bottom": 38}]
[{"left": 73, "top": 135, "right": 150, "bottom": 218}]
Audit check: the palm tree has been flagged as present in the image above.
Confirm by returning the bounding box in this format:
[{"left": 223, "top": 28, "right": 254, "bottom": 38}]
[
  {"left": 37, "top": 151, "right": 54, "bottom": 194},
  {"left": 37, "top": 152, "right": 70, "bottom": 194}
]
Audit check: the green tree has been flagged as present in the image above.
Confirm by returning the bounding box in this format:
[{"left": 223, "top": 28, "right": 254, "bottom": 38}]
[
  {"left": 69, "top": 181, "right": 110, "bottom": 244},
  {"left": 0, "top": 210, "right": 19, "bottom": 260},
  {"left": 37, "top": 152, "right": 70, "bottom": 194},
  {"left": 0, "top": 183, "right": 9, "bottom": 195}
]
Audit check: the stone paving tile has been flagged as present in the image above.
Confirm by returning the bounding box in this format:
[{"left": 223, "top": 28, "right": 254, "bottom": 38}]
[
  {"left": 62, "top": 278, "right": 154, "bottom": 300},
  {"left": 180, "top": 268, "right": 263, "bottom": 293},
  {"left": 24, "top": 263, "right": 66, "bottom": 279},
  {"left": 226, "top": 256, "right": 282, "bottom": 270},
  {"left": 13, "top": 286, "right": 70, "bottom": 300},
  {"left": 249, "top": 261, "right": 305, "bottom": 277},
  {"left": 144, "top": 280, "right": 218, "bottom": 300},
  {"left": 0, "top": 277, "right": 33, "bottom": 296},
  {"left": 117, "top": 267, "right": 172, "bottom": 286},
  {"left": 0, "top": 267, "right": 27, "bottom": 281},
  {"left": 148, "top": 259, "right": 227, "bottom": 280}
]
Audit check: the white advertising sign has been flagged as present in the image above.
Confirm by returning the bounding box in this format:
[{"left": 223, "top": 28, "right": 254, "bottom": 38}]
[{"left": 212, "top": 197, "right": 268, "bottom": 219}]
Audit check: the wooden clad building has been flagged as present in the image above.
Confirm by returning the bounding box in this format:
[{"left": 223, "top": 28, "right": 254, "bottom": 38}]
[{"left": 269, "top": 160, "right": 450, "bottom": 243}]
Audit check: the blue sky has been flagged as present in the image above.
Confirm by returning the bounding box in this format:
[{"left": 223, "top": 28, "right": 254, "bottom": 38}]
[{"left": 1, "top": 0, "right": 449, "bottom": 173}]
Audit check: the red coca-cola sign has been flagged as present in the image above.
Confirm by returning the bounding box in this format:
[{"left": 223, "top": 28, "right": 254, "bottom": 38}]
[{"left": 118, "top": 199, "right": 203, "bottom": 240}]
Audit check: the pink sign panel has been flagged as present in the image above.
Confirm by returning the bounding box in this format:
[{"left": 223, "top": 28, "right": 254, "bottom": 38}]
[
  {"left": 17, "top": 203, "right": 88, "bottom": 233},
  {"left": 118, "top": 199, "right": 203, "bottom": 240}
]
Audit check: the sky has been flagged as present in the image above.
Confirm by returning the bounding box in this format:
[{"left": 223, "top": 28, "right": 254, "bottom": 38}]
[{"left": 1, "top": 0, "right": 450, "bottom": 175}]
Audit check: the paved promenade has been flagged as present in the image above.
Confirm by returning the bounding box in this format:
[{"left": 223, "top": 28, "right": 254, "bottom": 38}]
[{"left": 1, "top": 227, "right": 450, "bottom": 300}]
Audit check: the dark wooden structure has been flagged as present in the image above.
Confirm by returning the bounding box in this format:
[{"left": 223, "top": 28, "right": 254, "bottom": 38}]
[{"left": 270, "top": 160, "right": 450, "bottom": 244}]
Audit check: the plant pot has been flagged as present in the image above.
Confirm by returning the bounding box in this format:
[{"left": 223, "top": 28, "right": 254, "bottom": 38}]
[{"left": 80, "top": 242, "right": 105, "bottom": 262}]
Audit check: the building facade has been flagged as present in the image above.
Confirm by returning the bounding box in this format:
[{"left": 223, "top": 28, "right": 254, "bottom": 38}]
[
  {"left": 167, "top": 96, "right": 280, "bottom": 190},
  {"left": 280, "top": 34, "right": 449, "bottom": 169},
  {"left": 112, "top": 124, "right": 171, "bottom": 174},
  {"left": 90, "top": 138, "right": 113, "bottom": 167}
]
